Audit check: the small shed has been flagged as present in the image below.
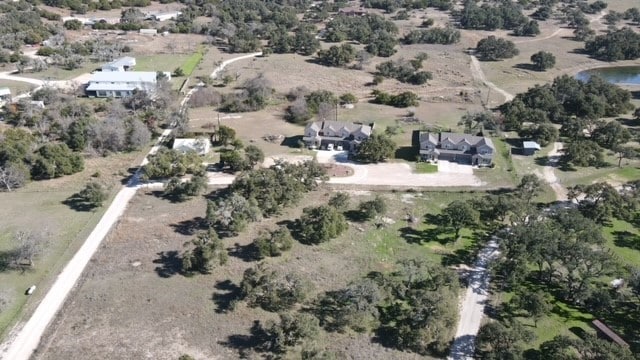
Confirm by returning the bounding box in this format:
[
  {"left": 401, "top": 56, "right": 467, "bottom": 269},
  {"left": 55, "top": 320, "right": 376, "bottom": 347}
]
[
  {"left": 522, "top": 141, "right": 541, "bottom": 156},
  {"left": 173, "top": 138, "right": 211, "bottom": 156},
  {"left": 139, "top": 28, "right": 158, "bottom": 36},
  {"left": 0, "top": 87, "right": 11, "bottom": 101}
]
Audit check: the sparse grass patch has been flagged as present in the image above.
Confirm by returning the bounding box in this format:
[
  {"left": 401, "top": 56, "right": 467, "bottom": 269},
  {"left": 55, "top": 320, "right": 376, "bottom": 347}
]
[
  {"left": 416, "top": 162, "right": 438, "bottom": 173},
  {"left": 0, "top": 80, "right": 36, "bottom": 97}
]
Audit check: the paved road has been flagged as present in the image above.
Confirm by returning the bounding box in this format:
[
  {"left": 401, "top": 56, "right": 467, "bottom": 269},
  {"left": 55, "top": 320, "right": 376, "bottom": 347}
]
[
  {"left": 0, "top": 52, "right": 262, "bottom": 360},
  {"left": 449, "top": 239, "right": 500, "bottom": 360}
]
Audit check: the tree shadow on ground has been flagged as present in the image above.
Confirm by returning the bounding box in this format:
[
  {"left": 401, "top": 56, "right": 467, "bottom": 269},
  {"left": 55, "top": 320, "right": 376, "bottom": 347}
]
[
  {"left": 277, "top": 219, "right": 302, "bottom": 241},
  {"left": 398, "top": 225, "right": 450, "bottom": 245},
  {"left": 220, "top": 321, "right": 266, "bottom": 357},
  {"left": 514, "top": 63, "right": 539, "bottom": 71},
  {"left": 612, "top": 230, "right": 640, "bottom": 251},
  {"left": 61, "top": 194, "right": 99, "bottom": 212},
  {"left": 119, "top": 166, "right": 139, "bottom": 185},
  {"left": 448, "top": 334, "right": 477, "bottom": 360},
  {"left": 280, "top": 135, "right": 304, "bottom": 148},
  {"left": 394, "top": 146, "right": 417, "bottom": 161},
  {"left": 152, "top": 250, "right": 182, "bottom": 278},
  {"left": 169, "top": 217, "right": 206, "bottom": 236},
  {"left": 212, "top": 279, "right": 242, "bottom": 313},
  {"left": 344, "top": 209, "right": 368, "bottom": 222},
  {"left": 227, "top": 242, "right": 261, "bottom": 262},
  {"left": 0, "top": 248, "right": 23, "bottom": 273}
]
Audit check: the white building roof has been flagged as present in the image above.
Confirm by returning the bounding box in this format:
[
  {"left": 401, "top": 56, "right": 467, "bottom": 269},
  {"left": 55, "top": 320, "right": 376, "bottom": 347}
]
[
  {"left": 89, "top": 71, "right": 158, "bottom": 83},
  {"left": 0, "top": 87, "right": 10, "bottom": 96},
  {"left": 85, "top": 83, "right": 140, "bottom": 91},
  {"left": 173, "top": 138, "right": 210, "bottom": 155},
  {"left": 522, "top": 141, "right": 541, "bottom": 150},
  {"left": 103, "top": 56, "right": 136, "bottom": 68}
]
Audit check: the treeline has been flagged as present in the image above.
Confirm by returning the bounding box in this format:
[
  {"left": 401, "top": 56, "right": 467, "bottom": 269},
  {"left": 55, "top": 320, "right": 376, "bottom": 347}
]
[
  {"left": 363, "top": 0, "right": 453, "bottom": 12},
  {"left": 455, "top": 0, "right": 539, "bottom": 36},
  {"left": 402, "top": 26, "right": 460, "bottom": 45},
  {"left": 584, "top": 27, "right": 640, "bottom": 61},
  {"left": 371, "top": 90, "right": 419, "bottom": 108},
  {"left": 0, "top": 83, "right": 176, "bottom": 191},
  {"left": 324, "top": 14, "right": 398, "bottom": 57},
  {"left": 500, "top": 75, "right": 633, "bottom": 130}
]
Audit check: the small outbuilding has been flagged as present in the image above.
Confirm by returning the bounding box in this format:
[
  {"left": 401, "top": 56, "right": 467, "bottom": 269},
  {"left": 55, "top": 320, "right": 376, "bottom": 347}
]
[
  {"left": 522, "top": 141, "right": 541, "bottom": 156},
  {"left": 0, "top": 87, "right": 11, "bottom": 101},
  {"left": 173, "top": 138, "right": 211, "bottom": 156}
]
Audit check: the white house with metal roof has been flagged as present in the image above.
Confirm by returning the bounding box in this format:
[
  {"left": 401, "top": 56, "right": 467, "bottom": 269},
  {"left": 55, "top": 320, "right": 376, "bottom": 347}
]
[
  {"left": 101, "top": 57, "right": 136, "bottom": 72},
  {"left": 173, "top": 138, "right": 211, "bottom": 156},
  {"left": 85, "top": 71, "right": 170, "bottom": 98}
]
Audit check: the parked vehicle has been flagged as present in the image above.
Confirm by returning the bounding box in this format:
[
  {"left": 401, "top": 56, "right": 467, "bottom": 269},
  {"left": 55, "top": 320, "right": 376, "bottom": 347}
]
[{"left": 25, "top": 285, "right": 36, "bottom": 295}]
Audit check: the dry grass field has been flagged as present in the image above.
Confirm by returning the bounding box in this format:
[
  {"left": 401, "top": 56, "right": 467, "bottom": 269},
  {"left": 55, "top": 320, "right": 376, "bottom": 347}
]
[
  {"left": 34, "top": 189, "right": 481, "bottom": 360},
  {"left": 0, "top": 151, "right": 147, "bottom": 338}
]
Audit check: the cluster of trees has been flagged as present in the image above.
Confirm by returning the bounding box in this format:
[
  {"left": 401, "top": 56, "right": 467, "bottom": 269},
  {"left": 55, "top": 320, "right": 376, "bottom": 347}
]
[
  {"left": 475, "top": 36, "right": 519, "bottom": 61},
  {"left": 315, "top": 260, "right": 459, "bottom": 355},
  {"left": 375, "top": 54, "right": 432, "bottom": 85},
  {"left": 316, "top": 43, "right": 356, "bottom": 67},
  {"left": 324, "top": 14, "right": 398, "bottom": 57},
  {"left": 239, "top": 264, "right": 312, "bottom": 312},
  {"left": 353, "top": 133, "right": 397, "bottom": 163},
  {"left": 402, "top": 26, "right": 461, "bottom": 45},
  {"left": 181, "top": 228, "right": 227, "bottom": 274},
  {"left": 219, "top": 144, "right": 265, "bottom": 173},
  {"left": 455, "top": 0, "right": 539, "bottom": 36},
  {"left": 265, "top": 24, "right": 320, "bottom": 56},
  {"left": 219, "top": 75, "right": 274, "bottom": 113},
  {"left": 0, "top": 128, "right": 84, "bottom": 188},
  {"left": 499, "top": 75, "right": 635, "bottom": 167},
  {"left": 371, "top": 90, "right": 419, "bottom": 108},
  {"left": 285, "top": 88, "right": 340, "bottom": 124},
  {"left": 142, "top": 148, "right": 204, "bottom": 180},
  {"left": 0, "top": 6, "right": 57, "bottom": 51},
  {"left": 584, "top": 28, "right": 640, "bottom": 61},
  {"left": 207, "top": 161, "right": 327, "bottom": 236}
]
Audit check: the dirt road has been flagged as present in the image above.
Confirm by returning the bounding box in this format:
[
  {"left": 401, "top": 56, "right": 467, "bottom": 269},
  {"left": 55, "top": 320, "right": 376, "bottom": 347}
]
[
  {"left": 469, "top": 55, "right": 514, "bottom": 103},
  {"left": 0, "top": 52, "right": 263, "bottom": 360},
  {"left": 448, "top": 239, "right": 500, "bottom": 360},
  {"left": 541, "top": 142, "right": 567, "bottom": 201}
]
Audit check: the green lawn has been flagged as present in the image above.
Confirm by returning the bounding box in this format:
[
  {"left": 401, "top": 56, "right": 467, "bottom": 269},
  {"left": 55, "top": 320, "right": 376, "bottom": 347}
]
[
  {"left": 474, "top": 138, "right": 518, "bottom": 188},
  {"left": 0, "top": 190, "right": 113, "bottom": 337},
  {"left": 602, "top": 219, "right": 640, "bottom": 266},
  {"left": 332, "top": 191, "right": 485, "bottom": 266},
  {"left": 180, "top": 46, "right": 207, "bottom": 76},
  {"left": 415, "top": 162, "right": 438, "bottom": 173},
  {"left": 134, "top": 53, "right": 191, "bottom": 73}
]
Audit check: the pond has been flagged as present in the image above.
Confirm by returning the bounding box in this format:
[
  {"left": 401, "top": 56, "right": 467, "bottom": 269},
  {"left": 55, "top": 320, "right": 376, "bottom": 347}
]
[{"left": 575, "top": 66, "right": 640, "bottom": 85}]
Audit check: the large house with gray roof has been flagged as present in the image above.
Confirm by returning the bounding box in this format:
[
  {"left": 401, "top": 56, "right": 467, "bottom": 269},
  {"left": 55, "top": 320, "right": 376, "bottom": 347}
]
[
  {"left": 418, "top": 132, "right": 494, "bottom": 166},
  {"left": 303, "top": 120, "right": 374, "bottom": 152}
]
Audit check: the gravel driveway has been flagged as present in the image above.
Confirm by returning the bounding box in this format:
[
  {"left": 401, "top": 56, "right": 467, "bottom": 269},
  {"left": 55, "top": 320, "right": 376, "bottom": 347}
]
[{"left": 315, "top": 151, "right": 483, "bottom": 187}]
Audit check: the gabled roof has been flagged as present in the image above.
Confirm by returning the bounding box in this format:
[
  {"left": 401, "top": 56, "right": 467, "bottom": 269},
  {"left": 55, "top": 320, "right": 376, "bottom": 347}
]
[
  {"left": 305, "top": 120, "right": 373, "bottom": 136},
  {"left": 418, "top": 131, "right": 495, "bottom": 150},
  {"left": 418, "top": 132, "right": 438, "bottom": 144}
]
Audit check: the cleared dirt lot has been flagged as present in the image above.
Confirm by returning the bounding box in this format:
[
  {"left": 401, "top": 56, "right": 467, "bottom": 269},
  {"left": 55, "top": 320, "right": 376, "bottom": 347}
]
[{"left": 33, "top": 189, "right": 472, "bottom": 360}]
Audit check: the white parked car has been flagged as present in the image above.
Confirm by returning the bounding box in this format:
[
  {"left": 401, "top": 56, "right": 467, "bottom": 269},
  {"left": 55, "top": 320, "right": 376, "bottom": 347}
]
[
  {"left": 26, "top": 285, "right": 36, "bottom": 295},
  {"left": 327, "top": 144, "right": 334, "bottom": 151}
]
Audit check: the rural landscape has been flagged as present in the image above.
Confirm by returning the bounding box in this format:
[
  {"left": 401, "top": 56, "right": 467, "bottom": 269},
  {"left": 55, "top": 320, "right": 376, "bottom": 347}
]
[{"left": 0, "top": 0, "right": 640, "bottom": 359}]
